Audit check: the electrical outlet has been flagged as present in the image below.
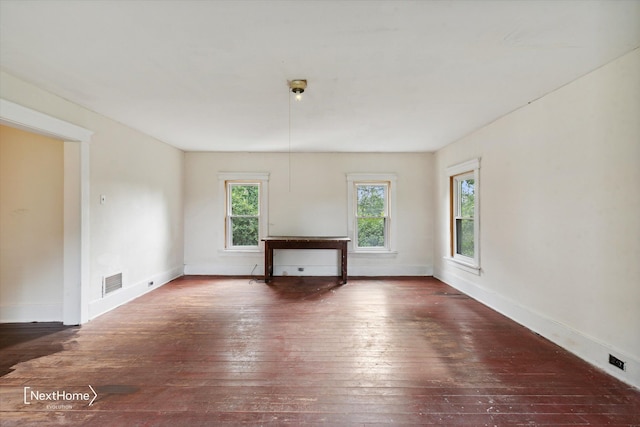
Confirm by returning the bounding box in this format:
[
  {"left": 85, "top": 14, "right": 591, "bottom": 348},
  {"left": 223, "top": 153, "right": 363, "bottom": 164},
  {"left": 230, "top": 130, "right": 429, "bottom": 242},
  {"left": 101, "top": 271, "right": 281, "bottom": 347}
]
[
  {"left": 298, "top": 267, "right": 304, "bottom": 272},
  {"left": 609, "top": 354, "right": 625, "bottom": 371}
]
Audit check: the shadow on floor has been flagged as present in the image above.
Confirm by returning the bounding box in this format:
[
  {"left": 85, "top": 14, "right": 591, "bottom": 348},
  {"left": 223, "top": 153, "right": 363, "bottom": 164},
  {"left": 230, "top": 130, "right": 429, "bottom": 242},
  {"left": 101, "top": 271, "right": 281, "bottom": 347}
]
[
  {"left": 0, "top": 322, "right": 79, "bottom": 377},
  {"left": 264, "top": 276, "right": 345, "bottom": 301}
]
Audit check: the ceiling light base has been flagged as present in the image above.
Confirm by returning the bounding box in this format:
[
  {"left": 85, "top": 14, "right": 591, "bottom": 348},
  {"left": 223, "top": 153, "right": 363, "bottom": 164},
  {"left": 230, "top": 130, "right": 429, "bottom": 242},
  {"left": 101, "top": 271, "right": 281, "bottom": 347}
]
[{"left": 288, "top": 79, "right": 307, "bottom": 100}]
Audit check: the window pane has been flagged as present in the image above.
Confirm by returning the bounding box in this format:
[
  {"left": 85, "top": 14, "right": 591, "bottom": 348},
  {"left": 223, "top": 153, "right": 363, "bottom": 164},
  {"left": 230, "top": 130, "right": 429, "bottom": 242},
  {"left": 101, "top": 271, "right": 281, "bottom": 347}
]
[
  {"left": 456, "top": 219, "right": 474, "bottom": 257},
  {"left": 459, "top": 178, "right": 474, "bottom": 218},
  {"left": 357, "top": 185, "right": 386, "bottom": 217},
  {"left": 231, "top": 217, "right": 259, "bottom": 246},
  {"left": 231, "top": 185, "right": 259, "bottom": 215},
  {"left": 357, "top": 217, "right": 385, "bottom": 247}
]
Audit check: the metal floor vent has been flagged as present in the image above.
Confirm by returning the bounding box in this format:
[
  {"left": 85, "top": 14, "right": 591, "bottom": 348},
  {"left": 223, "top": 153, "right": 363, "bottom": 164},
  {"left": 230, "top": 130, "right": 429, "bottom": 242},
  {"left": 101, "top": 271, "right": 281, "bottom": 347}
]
[{"left": 103, "top": 273, "right": 123, "bottom": 296}]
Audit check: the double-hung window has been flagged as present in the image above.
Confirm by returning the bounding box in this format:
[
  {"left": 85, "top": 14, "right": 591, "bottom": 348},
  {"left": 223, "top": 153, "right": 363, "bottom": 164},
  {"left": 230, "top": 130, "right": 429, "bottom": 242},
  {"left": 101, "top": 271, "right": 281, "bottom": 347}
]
[
  {"left": 356, "top": 183, "right": 389, "bottom": 248},
  {"left": 453, "top": 173, "right": 475, "bottom": 258},
  {"left": 347, "top": 173, "right": 397, "bottom": 253},
  {"left": 219, "top": 173, "right": 269, "bottom": 251},
  {"left": 227, "top": 182, "right": 260, "bottom": 247},
  {"left": 446, "top": 159, "right": 480, "bottom": 272}
]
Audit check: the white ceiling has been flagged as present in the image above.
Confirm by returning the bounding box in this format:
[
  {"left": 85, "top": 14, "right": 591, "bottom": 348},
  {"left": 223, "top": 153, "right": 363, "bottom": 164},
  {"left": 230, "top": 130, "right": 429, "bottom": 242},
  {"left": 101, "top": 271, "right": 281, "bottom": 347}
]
[{"left": 1, "top": 1, "right": 639, "bottom": 153}]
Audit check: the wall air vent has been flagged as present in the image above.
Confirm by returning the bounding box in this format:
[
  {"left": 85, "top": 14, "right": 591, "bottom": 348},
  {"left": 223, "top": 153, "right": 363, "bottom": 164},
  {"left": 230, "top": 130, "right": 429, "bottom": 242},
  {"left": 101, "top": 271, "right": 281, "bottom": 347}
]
[{"left": 103, "top": 273, "right": 123, "bottom": 296}]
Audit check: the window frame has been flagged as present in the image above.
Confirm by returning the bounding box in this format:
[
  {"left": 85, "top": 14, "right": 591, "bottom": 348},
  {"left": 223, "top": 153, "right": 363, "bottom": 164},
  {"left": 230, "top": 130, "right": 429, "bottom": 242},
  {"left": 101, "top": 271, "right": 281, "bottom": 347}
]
[
  {"left": 227, "top": 182, "right": 261, "bottom": 249},
  {"left": 347, "top": 173, "right": 397, "bottom": 254},
  {"left": 219, "top": 172, "right": 269, "bottom": 253},
  {"left": 446, "top": 159, "right": 480, "bottom": 273}
]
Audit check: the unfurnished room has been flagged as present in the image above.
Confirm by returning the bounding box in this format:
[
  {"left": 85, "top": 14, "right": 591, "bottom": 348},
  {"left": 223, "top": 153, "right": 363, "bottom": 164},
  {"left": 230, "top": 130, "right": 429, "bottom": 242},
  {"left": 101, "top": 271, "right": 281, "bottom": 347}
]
[{"left": 0, "top": 1, "right": 639, "bottom": 425}]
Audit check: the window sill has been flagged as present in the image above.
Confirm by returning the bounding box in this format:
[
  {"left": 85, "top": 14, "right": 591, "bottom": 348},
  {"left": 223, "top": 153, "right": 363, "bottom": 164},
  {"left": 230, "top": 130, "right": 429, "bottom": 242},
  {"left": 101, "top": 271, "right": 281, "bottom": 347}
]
[{"left": 444, "top": 257, "right": 481, "bottom": 275}]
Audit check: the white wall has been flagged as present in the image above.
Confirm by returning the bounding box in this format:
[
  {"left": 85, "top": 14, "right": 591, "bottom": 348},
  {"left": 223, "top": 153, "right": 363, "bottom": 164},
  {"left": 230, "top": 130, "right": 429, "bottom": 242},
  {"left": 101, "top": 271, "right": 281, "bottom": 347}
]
[
  {"left": 0, "top": 125, "right": 64, "bottom": 321},
  {"left": 185, "top": 152, "right": 434, "bottom": 277},
  {"left": 434, "top": 49, "right": 640, "bottom": 388},
  {"left": 0, "top": 71, "right": 185, "bottom": 321}
]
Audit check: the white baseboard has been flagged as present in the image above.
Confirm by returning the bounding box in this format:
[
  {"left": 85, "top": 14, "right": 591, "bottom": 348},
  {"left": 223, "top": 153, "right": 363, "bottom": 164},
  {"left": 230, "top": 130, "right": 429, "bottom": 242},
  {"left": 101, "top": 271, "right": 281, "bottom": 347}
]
[
  {"left": 275, "top": 265, "right": 337, "bottom": 276},
  {"left": 184, "top": 264, "right": 263, "bottom": 276},
  {"left": 349, "top": 265, "right": 433, "bottom": 276},
  {"left": 184, "top": 263, "right": 432, "bottom": 277},
  {"left": 0, "top": 303, "right": 62, "bottom": 323},
  {"left": 435, "top": 269, "right": 640, "bottom": 389},
  {"left": 88, "top": 266, "right": 183, "bottom": 320}
]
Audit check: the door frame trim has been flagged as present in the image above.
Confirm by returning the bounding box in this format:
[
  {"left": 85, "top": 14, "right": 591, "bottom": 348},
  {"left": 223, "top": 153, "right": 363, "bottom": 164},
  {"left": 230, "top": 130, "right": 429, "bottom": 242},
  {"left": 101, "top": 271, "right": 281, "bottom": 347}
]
[{"left": 1, "top": 99, "right": 92, "bottom": 325}]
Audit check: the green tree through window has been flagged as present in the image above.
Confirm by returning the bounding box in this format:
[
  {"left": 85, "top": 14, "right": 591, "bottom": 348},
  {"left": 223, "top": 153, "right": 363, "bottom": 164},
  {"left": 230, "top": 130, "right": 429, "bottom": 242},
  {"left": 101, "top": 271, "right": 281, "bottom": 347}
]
[
  {"left": 229, "top": 183, "right": 259, "bottom": 246},
  {"left": 455, "top": 177, "right": 474, "bottom": 257},
  {"left": 356, "top": 184, "right": 388, "bottom": 248},
  {"left": 447, "top": 158, "right": 480, "bottom": 270}
]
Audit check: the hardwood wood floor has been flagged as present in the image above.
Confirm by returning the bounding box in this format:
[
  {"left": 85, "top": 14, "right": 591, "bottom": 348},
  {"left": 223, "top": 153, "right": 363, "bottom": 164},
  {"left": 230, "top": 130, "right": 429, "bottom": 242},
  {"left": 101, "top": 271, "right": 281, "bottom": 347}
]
[{"left": 1, "top": 276, "right": 638, "bottom": 426}]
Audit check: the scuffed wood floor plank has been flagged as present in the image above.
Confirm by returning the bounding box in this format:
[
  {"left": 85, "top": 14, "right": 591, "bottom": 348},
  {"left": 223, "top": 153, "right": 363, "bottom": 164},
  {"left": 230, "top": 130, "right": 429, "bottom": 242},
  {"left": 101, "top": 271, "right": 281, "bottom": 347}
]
[{"left": 1, "top": 276, "right": 639, "bottom": 425}]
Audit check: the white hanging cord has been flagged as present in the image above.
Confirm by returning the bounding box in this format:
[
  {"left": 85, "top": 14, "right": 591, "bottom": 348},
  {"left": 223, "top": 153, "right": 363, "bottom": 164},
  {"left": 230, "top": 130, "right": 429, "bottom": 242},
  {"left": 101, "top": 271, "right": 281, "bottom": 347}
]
[{"left": 288, "top": 89, "right": 292, "bottom": 192}]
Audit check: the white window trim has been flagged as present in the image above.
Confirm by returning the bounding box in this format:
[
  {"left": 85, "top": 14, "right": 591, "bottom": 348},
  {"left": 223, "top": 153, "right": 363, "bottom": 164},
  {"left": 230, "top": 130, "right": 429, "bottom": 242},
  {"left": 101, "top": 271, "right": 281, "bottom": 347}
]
[
  {"left": 347, "top": 173, "right": 397, "bottom": 254},
  {"left": 445, "top": 159, "right": 480, "bottom": 274},
  {"left": 218, "top": 172, "right": 269, "bottom": 253}
]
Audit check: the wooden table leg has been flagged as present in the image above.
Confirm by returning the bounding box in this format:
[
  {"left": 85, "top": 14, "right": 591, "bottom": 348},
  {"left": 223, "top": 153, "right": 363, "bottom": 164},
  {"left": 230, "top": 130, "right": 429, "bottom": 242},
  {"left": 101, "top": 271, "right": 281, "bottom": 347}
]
[
  {"left": 340, "top": 242, "right": 348, "bottom": 284},
  {"left": 264, "top": 242, "right": 272, "bottom": 283}
]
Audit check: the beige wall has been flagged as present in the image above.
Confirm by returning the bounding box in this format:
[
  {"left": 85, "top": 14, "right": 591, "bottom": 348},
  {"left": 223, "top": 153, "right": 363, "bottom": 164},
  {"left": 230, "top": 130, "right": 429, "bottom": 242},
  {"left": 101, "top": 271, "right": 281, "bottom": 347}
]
[
  {"left": 185, "top": 152, "right": 434, "bottom": 276},
  {"left": 434, "top": 49, "right": 640, "bottom": 387},
  {"left": 0, "top": 125, "right": 64, "bottom": 321}
]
